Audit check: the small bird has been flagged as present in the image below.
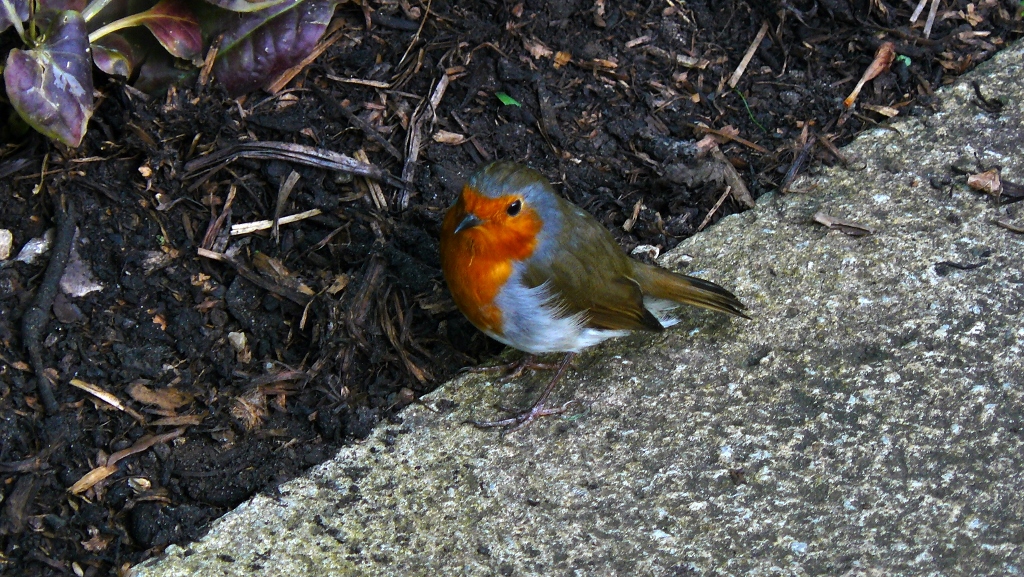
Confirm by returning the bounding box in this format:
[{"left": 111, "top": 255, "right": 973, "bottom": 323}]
[{"left": 440, "top": 161, "right": 747, "bottom": 432}]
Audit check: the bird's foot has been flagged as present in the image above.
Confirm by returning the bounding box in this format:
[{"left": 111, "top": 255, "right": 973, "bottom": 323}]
[
  {"left": 460, "top": 354, "right": 562, "bottom": 383},
  {"left": 467, "top": 400, "right": 577, "bottom": 434}
]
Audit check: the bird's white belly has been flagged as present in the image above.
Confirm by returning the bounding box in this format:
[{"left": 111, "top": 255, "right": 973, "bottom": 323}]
[{"left": 489, "top": 275, "right": 628, "bottom": 354}]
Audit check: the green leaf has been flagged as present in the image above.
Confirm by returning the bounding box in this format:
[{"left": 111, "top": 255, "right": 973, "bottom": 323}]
[{"left": 496, "top": 91, "right": 521, "bottom": 107}]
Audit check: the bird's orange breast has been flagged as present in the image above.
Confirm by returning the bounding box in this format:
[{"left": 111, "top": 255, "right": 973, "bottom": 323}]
[{"left": 439, "top": 185, "right": 544, "bottom": 334}]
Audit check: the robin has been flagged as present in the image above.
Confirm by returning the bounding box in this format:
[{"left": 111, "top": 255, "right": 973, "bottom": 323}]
[{"left": 440, "top": 161, "right": 747, "bottom": 432}]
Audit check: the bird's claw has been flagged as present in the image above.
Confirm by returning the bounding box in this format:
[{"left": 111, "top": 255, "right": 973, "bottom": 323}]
[
  {"left": 459, "top": 355, "right": 561, "bottom": 383},
  {"left": 467, "top": 400, "right": 578, "bottom": 434}
]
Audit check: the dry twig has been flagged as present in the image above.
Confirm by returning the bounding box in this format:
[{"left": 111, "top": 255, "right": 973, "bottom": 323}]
[
  {"left": 184, "top": 142, "right": 406, "bottom": 189},
  {"left": 69, "top": 379, "right": 146, "bottom": 424},
  {"left": 231, "top": 208, "right": 323, "bottom": 236},
  {"left": 697, "top": 186, "right": 732, "bottom": 232},
  {"left": 728, "top": 22, "right": 769, "bottom": 89}
]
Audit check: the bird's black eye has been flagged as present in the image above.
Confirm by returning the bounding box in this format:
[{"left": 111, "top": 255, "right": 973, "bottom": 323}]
[{"left": 507, "top": 199, "right": 522, "bottom": 216}]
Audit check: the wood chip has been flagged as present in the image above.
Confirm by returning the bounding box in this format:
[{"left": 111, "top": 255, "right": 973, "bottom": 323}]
[
  {"left": 622, "top": 199, "right": 643, "bottom": 232},
  {"left": 126, "top": 381, "right": 193, "bottom": 411},
  {"left": 710, "top": 146, "right": 756, "bottom": 208},
  {"left": 106, "top": 428, "right": 187, "bottom": 468},
  {"left": 69, "top": 379, "right": 146, "bottom": 424},
  {"left": 728, "top": 22, "right": 768, "bottom": 89},
  {"left": 325, "top": 76, "right": 391, "bottom": 89},
  {"left": 523, "top": 37, "right": 553, "bottom": 59},
  {"left": 230, "top": 208, "right": 323, "bottom": 236},
  {"left": 433, "top": 130, "right": 468, "bottom": 145},
  {"left": 625, "top": 35, "right": 651, "bottom": 49},
  {"left": 70, "top": 427, "right": 189, "bottom": 494},
  {"left": 697, "top": 186, "right": 732, "bottom": 232},
  {"left": 149, "top": 414, "right": 206, "bottom": 427},
  {"left": 862, "top": 104, "right": 900, "bottom": 117},
  {"left": 252, "top": 252, "right": 316, "bottom": 296},
  {"left": 326, "top": 274, "right": 351, "bottom": 295},
  {"left": 354, "top": 149, "right": 388, "bottom": 211},
  {"left": 642, "top": 45, "right": 709, "bottom": 69},
  {"left": 68, "top": 465, "right": 118, "bottom": 495},
  {"left": 272, "top": 170, "right": 302, "bottom": 241},
  {"left": 813, "top": 211, "right": 874, "bottom": 236}
]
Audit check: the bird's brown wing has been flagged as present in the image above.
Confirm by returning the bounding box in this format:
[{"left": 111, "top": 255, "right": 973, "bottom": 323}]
[{"left": 521, "top": 203, "right": 664, "bottom": 332}]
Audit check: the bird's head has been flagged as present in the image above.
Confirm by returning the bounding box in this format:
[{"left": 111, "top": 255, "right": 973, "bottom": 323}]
[{"left": 440, "top": 162, "right": 556, "bottom": 262}]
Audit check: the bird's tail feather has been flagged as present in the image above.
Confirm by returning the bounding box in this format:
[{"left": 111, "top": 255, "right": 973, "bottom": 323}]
[{"left": 635, "top": 264, "right": 749, "bottom": 319}]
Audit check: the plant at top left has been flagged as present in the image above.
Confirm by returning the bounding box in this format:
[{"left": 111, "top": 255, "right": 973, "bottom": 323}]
[
  {"left": 1, "top": 0, "right": 201, "bottom": 146},
  {"left": 2, "top": 0, "right": 339, "bottom": 147}
]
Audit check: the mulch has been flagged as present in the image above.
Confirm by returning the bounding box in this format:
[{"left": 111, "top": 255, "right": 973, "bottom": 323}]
[{"left": 0, "top": 1, "right": 1020, "bottom": 575}]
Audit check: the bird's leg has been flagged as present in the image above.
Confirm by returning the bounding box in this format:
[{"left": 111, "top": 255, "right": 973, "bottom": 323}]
[
  {"left": 460, "top": 354, "right": 562, "bottom": 384},
  {"left": 469, "top": 352, "right": 577, "bottom": 433}
]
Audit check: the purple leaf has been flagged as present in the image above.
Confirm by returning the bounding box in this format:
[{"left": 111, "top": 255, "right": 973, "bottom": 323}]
[
  {"left": 4, "top": 11, "right": 94, "bottom": 147},
  {"left": 92, "top": 32, "right": 139, "bottom": 77},
  {"left": 88, "top": 0, "right": 202, "bottom": 61},
  {"left": 137, "top": 0, "right": 202, "bottom": 60},
  {"left": 212, "top": 0, "right": 335, "bottom": 96},
  {"left": 39, "top": 0, "right": 87, "bottom": 12},
  {"left": 0, "top": 0, "right": 29, "bottom": 33}
]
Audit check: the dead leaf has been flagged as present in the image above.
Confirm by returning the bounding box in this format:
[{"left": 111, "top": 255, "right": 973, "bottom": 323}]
[
  {"left": 967, "top": 168, "right": 1002, "bottom": 196},
  {"left": 554, "top": 51, "right": 572, "bottom": 68},
  {"left": 967, "top": 168, "right": 1024, "bottom": 204},
  {"left": 844, "top": 41, "right": 896, "bottom": 108},
  {"left": 81, "top": 528, "right": 113, "bottom": 552},
  {"left": 231, "top": 388, "right": 268, "bottom": 431}
]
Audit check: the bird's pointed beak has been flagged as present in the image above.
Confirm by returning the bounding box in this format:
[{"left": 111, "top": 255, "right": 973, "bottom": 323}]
[{"left": 454, "top": 213, "right": 483, "bottom": 234}]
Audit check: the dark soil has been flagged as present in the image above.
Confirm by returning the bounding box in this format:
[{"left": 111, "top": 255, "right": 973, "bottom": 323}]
[{"left": 1, "top": 0, "right": 1020, "bottom": 574}]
